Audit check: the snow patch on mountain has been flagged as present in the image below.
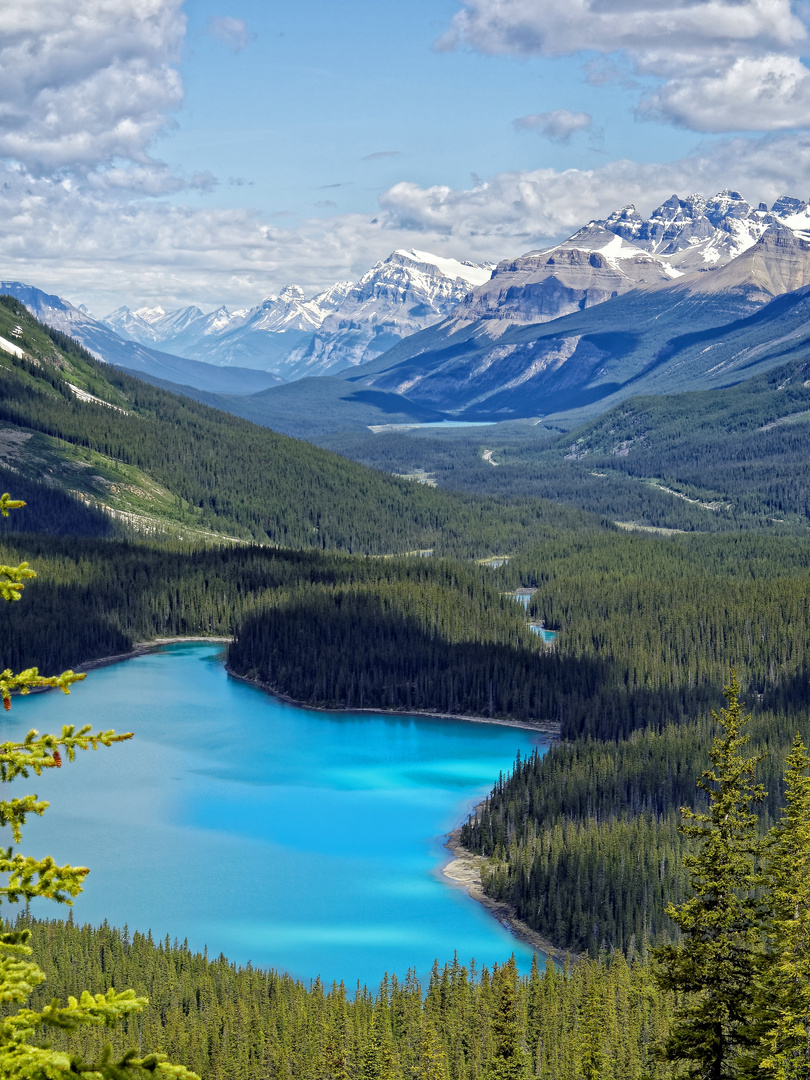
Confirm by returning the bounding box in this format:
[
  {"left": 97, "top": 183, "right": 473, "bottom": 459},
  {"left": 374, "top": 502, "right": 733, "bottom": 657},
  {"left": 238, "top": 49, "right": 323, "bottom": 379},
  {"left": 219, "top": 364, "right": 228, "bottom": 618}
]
[
  {"left": 102, "top": 249, "right": 495, "bottom": 379},
  {"left": 595, "top": 190, "right": 810, "bottom": 274}
]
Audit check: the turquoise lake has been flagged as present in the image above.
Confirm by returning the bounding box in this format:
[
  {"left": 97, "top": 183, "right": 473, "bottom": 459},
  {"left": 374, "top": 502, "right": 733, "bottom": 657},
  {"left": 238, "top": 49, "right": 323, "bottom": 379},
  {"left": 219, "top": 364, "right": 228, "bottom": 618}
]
[{"left": 5, "top": 642, "right": 547, "bottom": 988}]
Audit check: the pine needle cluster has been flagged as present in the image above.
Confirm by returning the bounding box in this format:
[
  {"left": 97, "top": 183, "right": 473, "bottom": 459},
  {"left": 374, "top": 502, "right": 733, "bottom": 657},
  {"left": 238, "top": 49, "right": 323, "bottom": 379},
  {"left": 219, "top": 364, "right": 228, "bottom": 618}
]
[
  {"left": 0, "top": 494, "right": 197, "bottom": 1080},
  {"left": 654, "top": 674, "right": 810, "bottom": 1080}
]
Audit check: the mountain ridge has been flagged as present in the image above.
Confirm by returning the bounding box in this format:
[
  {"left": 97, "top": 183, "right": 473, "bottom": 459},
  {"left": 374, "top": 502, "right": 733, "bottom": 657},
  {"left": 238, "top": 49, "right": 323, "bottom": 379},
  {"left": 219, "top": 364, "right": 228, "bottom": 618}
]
[
  {"left": 102, "top": 249, "right": 495, "bottom": 380},
  {"left": 0, "top": 281, "right": 283, "bottom": 396}
]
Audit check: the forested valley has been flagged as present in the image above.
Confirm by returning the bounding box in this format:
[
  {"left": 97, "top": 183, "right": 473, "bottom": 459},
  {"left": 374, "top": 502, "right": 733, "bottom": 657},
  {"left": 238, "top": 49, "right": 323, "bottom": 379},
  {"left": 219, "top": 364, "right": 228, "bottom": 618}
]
[
  {"left": 323, "top": 357, "right": 810, "bottom": 534},
  {"left": 1, "top": 299, "right": 810, "bottom": 1078}
]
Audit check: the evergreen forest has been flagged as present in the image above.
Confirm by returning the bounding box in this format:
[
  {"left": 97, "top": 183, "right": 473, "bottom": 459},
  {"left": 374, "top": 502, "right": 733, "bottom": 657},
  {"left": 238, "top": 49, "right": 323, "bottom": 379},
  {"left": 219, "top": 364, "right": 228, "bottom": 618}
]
[{"left": 2, "top": 298, "right": 810, "bottom": 1078}]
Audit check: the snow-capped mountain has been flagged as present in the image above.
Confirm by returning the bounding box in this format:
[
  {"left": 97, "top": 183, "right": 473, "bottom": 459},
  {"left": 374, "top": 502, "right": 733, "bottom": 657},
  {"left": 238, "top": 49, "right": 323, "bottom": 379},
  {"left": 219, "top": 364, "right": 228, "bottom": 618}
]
[
  {"left": 102, "top": 250, "right": 494, "bottom": 379},
  {"left": 340, "top": 192, "right": 810, "bottom": 422},
  {"left": 104, "top": 304, "right": 206, "bottom": 347},
  {"left": 442, "top": 190, "right": 810, "bottom": 334},
  {"left": 446, "top": 225, "right": 682, "bottom": 331},
  {"left": 596, "top": 189, "right": 810, "bottom": 273},
  {"left": 0, "top": 282, "right": 282, "bottom": 396}
]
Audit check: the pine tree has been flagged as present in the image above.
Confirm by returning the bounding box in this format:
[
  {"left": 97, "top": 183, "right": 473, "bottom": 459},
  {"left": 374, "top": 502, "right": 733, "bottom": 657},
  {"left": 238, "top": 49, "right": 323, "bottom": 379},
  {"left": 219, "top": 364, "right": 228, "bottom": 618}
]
[
  {"left": 418, "top": 1022, "right": 450, "bottom": 1080},
  {"left": 654, "top": 672, "right": 765, "bottom": 1080},
  {"left": 0, "top": 494, "right": 198, "bottom": 1080},
  {"left": 755, "top": 735, "right": 810, "bottom": 1079},
  {"left": 485, "top": 957, "right": 531, "bottom": 1080}
]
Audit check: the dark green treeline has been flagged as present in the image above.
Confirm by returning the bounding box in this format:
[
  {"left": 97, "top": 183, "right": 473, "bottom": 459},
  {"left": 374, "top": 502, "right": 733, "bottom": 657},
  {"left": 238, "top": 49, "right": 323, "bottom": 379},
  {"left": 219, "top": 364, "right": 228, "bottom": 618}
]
[
  {"left": 229, "top": 529, "right": 810, "bottom": 733},
  {"left": 498, "top": 530, "right": 810, "bottom": 740},
  {"left": 461, "top": 707, "right": 810, "bottom": 957},
  {"left": 5, "top": 524, "right": 810, "bottom": 959},
  {"left": 15, "top": 917, "right": 676, "bottom": 1080},
  {"left": 7, "top": 527, "right": 810, "bottom": 736},
  {"left": 0, "top": 536, "right": 543, "bottom": 692}
]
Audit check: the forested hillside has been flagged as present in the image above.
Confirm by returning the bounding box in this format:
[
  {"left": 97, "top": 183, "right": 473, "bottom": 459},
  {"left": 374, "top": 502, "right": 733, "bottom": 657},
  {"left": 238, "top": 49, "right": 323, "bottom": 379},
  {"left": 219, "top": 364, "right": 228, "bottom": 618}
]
[
  {"left": 0, "top": 294, "right": 590, "bottom": 556},
  {"left": 443, "top": 529, "right": 810, "bottom": 954},
  {"left": 323, "top": 356, "right": 810, "bottom": 533},
  {"left": 3, "top": 293, "right": 810, "bottom": 1052},
  {"left": 461, "top": 705, "right": 805, "bottom": 955},
  {"left": 0, "top": 536, "right": 540, "bottom": 685},
  {"left": 14, "top": 917, "right": 675, "bottom": 1080},
  {"left": 229, "top": 528, "right": 810, "bottom": 732},
  {"left": 4, "top": 501, "right": 810, "bottom": 962}
]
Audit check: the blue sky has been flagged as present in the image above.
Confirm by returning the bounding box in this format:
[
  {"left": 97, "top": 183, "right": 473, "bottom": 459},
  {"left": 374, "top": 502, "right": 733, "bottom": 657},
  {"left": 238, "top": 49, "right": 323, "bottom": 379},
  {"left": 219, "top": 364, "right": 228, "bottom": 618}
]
[
  {"left": 2, "top": 1, "right": 810, "bottom": 311},
  {"left": 170, "top": 0, "right": 694, "bottom": 218}
]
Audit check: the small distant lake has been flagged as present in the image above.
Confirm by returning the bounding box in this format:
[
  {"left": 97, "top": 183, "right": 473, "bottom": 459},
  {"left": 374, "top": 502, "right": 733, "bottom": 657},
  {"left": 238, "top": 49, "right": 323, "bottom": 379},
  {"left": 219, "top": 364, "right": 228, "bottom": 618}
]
[
  {"left": 369, "top": 421, "right": 498, "bottom": 432},
  {"left": 530, "top": 625, "right": 558, "bottom": 644},
  {"left": 6, "top": 643, "right": 548, "bottom": 987},
  {"left": 414, "top": 421, "right": 498, "bottom": 428}
]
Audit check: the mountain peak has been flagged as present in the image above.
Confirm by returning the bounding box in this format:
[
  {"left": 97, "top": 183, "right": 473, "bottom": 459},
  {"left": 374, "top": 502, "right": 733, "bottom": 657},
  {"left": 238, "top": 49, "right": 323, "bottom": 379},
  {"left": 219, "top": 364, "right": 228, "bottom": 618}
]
[
  {"left": 133, "top": 305, "right": 166, "bottom": 323},
  {"left": 383, "top": 248, "right": 493, "bottom": 288}
]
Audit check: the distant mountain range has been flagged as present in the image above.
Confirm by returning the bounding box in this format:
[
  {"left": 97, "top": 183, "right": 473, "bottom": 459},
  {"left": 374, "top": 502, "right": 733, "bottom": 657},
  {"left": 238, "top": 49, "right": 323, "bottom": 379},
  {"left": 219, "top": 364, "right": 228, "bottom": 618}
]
[
  {"left": 339, "top": 190, "right": 810, "bottom": 424},
  {"left": 0, "top": 281, "right": 283, "bottom": 396},
  {"left": 102, "top": 250, "right": 493, "bottom": 380},
  {"left": 6, "top": 189, "right": 810, "bottom": 434}
]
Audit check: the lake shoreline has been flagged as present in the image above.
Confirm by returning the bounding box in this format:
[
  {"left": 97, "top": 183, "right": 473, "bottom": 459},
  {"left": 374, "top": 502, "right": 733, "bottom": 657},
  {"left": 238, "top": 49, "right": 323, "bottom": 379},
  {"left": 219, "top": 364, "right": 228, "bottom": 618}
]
[
  {"left": 74, "top": 636, "right": 233, "bottom": 673},
  {"left": 75, "top": 640, "right": 560, "bottom": 735},
  {"left": 78, "top": 641, "right": 560, "bottom": 734},
  {"left": 73, "top": 637, "right": 569, "bottom": 962},
  {"left": 443, "top": 804, "right": 577, "bottom": 966},
  {"left": 226, "top": 666, "right": 562, "bottom": 735}
]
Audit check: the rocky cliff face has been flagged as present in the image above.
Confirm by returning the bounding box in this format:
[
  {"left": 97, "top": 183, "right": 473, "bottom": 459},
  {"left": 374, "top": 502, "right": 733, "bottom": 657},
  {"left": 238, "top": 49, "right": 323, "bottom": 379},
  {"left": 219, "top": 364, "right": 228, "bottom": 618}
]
[
  {"left": 447, "top": 226, "right": 680, "bottom": 330},
  {"left": 343, "top": 191, "right": 810, "bottom": 421},
  {"left": 681, "top": 223, "right": 810, "bottom": 299}
]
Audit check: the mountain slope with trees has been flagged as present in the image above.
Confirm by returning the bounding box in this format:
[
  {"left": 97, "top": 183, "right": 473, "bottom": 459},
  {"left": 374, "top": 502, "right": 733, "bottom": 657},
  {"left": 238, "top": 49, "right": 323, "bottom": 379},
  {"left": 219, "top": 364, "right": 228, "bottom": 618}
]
[{"left": 0, "top": 294, "right": 591, "bottom": 556}]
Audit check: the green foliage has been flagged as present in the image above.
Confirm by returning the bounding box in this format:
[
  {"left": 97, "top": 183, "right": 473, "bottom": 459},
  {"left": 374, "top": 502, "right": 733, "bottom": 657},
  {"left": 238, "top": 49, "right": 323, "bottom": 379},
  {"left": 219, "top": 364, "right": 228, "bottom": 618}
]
[
  {"left": 324, "top": 356, "right": 810, "bottom": 533},
  {"left": 9, "top": 918, "right": 679, "bottom": 1080},
  {"left": 654, "top": 675, "right": 765, "bottom": 1080},
  {"left": 0, "top": 298, "right": 592, "bottom": 556},
  {"left": 484, "top": 957, "right": 531, "bottom": 1080},
  {"left": 461, "top": 694, "right": 809, "bottom": 956},
  {"left": 0, "top": 500, "right": 197, "bottom": 1080},
  {"left": 228, "top": 580, "right": 556, "bottom": 721},
  {"left": 756, "top": 736, "right": 810, "bottom": 1079}
]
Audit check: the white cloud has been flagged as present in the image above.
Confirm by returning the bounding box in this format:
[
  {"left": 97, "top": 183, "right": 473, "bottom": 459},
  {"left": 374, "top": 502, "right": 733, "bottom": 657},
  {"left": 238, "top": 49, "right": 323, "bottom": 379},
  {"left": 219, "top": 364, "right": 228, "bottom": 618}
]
[
  {"left": 205, "top": 17, "right": 254, "bottom": 53},
  {"left": 514, "top": 110, "right": 592, "bottom": 141},
  {"left": 377, "top": 132, "right": 810, "bottom": 245},
  {"left": 643, "top": 53, "right": 810, "bottom": 130},
  {"left": 0, "top": 0, "right": 185, "bottom": 174},
  {"left": 439, "top": 0, "right": 810, "bottom": 132},
  {"left": 4, "top": 0, "right": 810, "bottom": 316},
  {"left": 3, "top": 135, "right": 810, "bottom": 313},
  {"left": 439, "top": 0, "right": 805, "bottom": 65}
]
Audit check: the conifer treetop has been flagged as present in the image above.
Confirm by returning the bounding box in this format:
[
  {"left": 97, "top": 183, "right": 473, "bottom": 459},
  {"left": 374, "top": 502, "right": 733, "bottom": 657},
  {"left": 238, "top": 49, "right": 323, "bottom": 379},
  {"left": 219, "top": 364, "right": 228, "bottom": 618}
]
[{"left": 0, "top": 495, "right": 199, "bottom": 1080}]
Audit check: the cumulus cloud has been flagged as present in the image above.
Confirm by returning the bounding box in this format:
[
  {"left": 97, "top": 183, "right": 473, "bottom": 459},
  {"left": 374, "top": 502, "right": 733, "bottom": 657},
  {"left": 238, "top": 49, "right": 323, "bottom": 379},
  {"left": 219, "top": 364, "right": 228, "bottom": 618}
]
[
  {"left": 205, "top": 17, "right": 255, "bottom": 53},
  {"left": 4, "top": 1, "right": 810, "bottom": 314},
  {"left": 439, "top": 0, "right": 810, "bottom": 132},
  {"left": 4, "top": 134, "right": 810, "bottom": 313},
  {"left": 514, "top": 110, "right": 592, "bottom": 141},
  {"left": 377, "top": 132, "right": 810, "bottom": 246},
  {"left": 0, "top": 0, "right": 186, "bottom": 174},
  {"left": 439, "top": 0, "right": 805, "bottom": 65},
  {"left": 643, "top": 53, "right": 810, "bottom": 130}
]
